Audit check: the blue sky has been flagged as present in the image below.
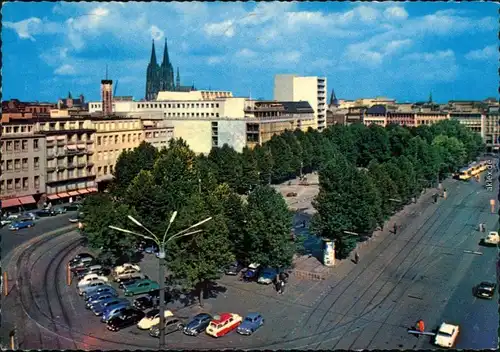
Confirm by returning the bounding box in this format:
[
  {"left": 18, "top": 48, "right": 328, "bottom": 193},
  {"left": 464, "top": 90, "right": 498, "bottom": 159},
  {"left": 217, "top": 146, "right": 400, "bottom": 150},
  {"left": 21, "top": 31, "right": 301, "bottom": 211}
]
[{"left": 3, "top": 2, "right": 498, "bottom": 103}]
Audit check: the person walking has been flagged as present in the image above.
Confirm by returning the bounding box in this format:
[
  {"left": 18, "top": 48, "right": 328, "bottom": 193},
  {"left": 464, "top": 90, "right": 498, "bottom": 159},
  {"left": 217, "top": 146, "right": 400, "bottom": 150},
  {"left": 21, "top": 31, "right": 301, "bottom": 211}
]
[
  {"left": 354, "top": 252, "right": 359, "bottom": 264},
  {"left": 393, "top": 223, "right": 398, "bottom": 235},
  {"left": 279, "top": 280, "right": 285, "bottom": 294}
]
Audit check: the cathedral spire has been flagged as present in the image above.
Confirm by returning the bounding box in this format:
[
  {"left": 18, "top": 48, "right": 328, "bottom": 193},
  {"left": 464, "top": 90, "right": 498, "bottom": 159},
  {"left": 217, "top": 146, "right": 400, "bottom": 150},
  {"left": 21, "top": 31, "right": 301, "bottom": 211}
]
[
  {"left": 428, "top": 91, "right": 433, "bottom": 103},
  {"left": 150, "top": 40, "right": 157, "bottom": 65},
  {"left": 329, "top": 88, "right": 338, "bottom": 106},
  {"left": 162, "top": 38, "right": 170, "bottom": 65}
]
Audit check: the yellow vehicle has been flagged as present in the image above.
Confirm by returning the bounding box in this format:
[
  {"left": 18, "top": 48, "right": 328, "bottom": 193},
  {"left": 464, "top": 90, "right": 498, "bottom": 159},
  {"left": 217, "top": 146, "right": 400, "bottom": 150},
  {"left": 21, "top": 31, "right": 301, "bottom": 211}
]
[{"left": 458, "top": 161, "right": 488, "bottom": 180}]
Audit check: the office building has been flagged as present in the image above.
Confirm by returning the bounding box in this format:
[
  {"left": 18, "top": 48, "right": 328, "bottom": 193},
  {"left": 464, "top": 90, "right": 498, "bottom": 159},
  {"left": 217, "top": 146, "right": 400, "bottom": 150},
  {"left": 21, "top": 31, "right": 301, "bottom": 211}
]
[
  {"left": 483, "top": 107, "right": 500, "bottom": 152},
  {"left": 273, "top": 74, "right": 327, "bottom": 130}
]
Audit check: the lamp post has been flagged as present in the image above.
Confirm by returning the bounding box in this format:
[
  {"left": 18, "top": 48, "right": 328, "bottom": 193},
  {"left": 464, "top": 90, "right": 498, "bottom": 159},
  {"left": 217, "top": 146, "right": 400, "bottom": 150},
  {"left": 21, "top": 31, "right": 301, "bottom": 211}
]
[{"left": 109, "top": 212, "right": 212, "bottom": 349}]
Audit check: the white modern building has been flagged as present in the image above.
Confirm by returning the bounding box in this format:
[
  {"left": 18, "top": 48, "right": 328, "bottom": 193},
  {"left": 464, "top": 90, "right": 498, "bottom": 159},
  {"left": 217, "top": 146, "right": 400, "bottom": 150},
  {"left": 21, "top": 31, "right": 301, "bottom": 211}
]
[{"left": 273, "top": 74, "right": 327, "bottom": 130}]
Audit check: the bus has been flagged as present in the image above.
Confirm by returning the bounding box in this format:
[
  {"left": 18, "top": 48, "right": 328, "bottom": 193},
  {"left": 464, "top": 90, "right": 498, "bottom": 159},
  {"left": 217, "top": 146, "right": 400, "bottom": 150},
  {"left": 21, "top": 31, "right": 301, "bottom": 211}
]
[{"left": 457, "top": 160, "right": 488, "bottom": 180}]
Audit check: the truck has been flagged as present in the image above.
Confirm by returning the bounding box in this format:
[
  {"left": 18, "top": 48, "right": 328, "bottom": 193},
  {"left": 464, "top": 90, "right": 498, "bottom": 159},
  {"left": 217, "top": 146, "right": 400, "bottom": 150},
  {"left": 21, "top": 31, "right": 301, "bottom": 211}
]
[{"left": 480, "top": 231, "right": 499, "bottom": 246}]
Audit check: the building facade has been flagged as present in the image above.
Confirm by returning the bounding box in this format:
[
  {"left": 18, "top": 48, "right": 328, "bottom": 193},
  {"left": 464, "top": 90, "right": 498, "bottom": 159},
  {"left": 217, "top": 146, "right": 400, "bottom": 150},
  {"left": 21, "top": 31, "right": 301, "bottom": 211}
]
[
  {"left": 483, "top": 107, "right": 500, "bottom": 152},
  {"left": 1, "top": 120, "right": 47, "bottom": 209},
  {"left": 415, "top": 112, "right": 449, "bottom": 126},
  {"left": 273, "top": 74, "right": 327, "bottom": 131},
  {"left": 101, "top": 79, "right": 113, "bottom": 116},
  {"left": 450, "top": 112, "right": 483, "bottom": 134},
  {"left": 39, "top": 117, "right": 97, "bottom": 202},
  {"left": 387, "top": 112, "right": 416, "bottom": 127}
]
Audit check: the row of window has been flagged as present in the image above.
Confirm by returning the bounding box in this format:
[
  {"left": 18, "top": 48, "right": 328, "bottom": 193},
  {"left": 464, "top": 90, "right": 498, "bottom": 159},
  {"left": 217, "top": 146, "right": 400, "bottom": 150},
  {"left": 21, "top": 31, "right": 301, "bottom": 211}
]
[
  {"left": 40, "top": 121, "right": 87, "bottom": 130},
  {"left": 97, "top": 165, "right": 114, "bottom": 176},
  {"left": 97, "top": 133, "right": 142, "bottom": 146},
  {"left": 3, "top": 125, "right": 34, "bottom": 134},
  {"left": 90, "top": 102, "right": 221, "bottom": 110},
  {"left": 94, "top": 121, "right": 140, "bottom": 131},
  {"left": 164, "top": 112, "right": 220, "bottom": 118},
  {"left": 0, "top": 176, "right": 40, "bottom": 192},
  {"left": 46, "top": 182, "right": 92, "bottom": 195},
  {"left": 47, "top": 157, "right": 91, "bottom": 168},
  {"left": 2, "top": 139, "right": 40, "bottom": 152},
  {"left": 47, "top": 169, "right": 92, "bottom": 181},
  {"left": 1, "top": 157, "right": 40, "bottom": 172}
]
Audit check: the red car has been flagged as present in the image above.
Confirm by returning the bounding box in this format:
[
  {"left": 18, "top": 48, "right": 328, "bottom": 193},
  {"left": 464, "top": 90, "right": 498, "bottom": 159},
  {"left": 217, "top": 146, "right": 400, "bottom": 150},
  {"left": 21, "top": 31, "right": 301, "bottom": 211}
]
[{"left": 205, "top": 313, "right": 242, "bottom": 338}]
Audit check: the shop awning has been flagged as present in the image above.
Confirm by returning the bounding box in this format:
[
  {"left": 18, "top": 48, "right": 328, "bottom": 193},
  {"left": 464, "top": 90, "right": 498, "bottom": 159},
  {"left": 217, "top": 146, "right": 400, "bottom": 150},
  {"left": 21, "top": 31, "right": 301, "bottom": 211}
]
[
  {"left": 1, "top": 198, "right": 21, "bottom": 208},
  {"left": 67, "top": 145, "right": 77, "bottom": 150},
  {"left": 77, "top": 189, "right": 90, "bottom": 195},
  {"left": 87, "top": 187, "right": 98, "bottom": 193},
  {"left": 47, "top": 194, "right": 60, "bottom": 200},
  {"left": 18, "top": 195, "right": 36, "bottom": 205},
  {"left": 68, "top": 191, "right": 79, "bottom": 196},
  {"left": 58, "top": 192, "right": 71, "bottom": 198}
]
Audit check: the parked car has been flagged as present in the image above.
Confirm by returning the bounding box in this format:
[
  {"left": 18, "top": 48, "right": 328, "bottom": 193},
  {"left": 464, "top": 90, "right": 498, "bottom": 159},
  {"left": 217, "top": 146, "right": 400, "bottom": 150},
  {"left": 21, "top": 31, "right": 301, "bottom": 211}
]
[
  {"left": 64, "top": 204, "right": 80, "bottom": 212},
  {"left": 69, "top": 212, "right": 82, "bottom": 223},
  {"left": 123, "top": 279, "right": 159, "bottom": 296},
  {"left": 474, "top": 282, "right": 497, "bottom": 299},
  {"left": 86, "top": 292, "right": 118, "bottom": 309},
  {"left": 257, "top": 268, "right": 278, "bottom": 285},
  {"left": 115, "top": 269, "right": 143, "bottom": 282},
  {"left": 70, "top": 257, "right": 94, "bottom": 270},
  {"left": 84, "top": 286, "right": 117, "bottom": 300},
  {"left": 107, "top": 309, "right": 145, "bottom": 331},
  {"left": 91, "top": 297, "right": 130, "bottom": 316},
  {"left": 434, "top": 322, "right": 459, "bottom": 348},
  {"left": 35, "top": 209, "right": 55, "bottom": 217},
  {"left": 205, "top": 313, "right": 242, "bottom": 338},
  {"left": 79, "top": 281, "right": 108, "bottom": 296},
  {"left": 149, "top": 317, "right": 184, "bottom": 337},
  {"left": 77, "top": 265, "right": 105, "bottom": 279},
  {"left": 286, "top": 192, "right": 297, "bottom": 197},
  {"left": 1, "top": 218, "right": 12, "bottom": 227},
  {"left": 102, "top": 304, "right": 136, "bottom": 323},
  {"left": 69, "top": 253, "right": 94, "bottom": 265},
  {"left": 133, "top": 290, "right": 172, "bottom": 310},
  {"left": 118, "top": 274, "right": 147, "bottom": 288},
  {"left": 24, "top": 212, "right": 38, "bottom": 220},
  {"left": 225, "top": 261, "right": 244, "bottom": 276},
  {"left": 183, "top": 313, "right": 213, "bottom": 336},
  {"left": 52, "top": 207, "right": 66, "bottom": 215},
  {"left": 242, "top": 263, "right": 260, "bottom": 282},
  {"left": 9, "top": 220, "right": 35, "bottom": 231},
  {"left": 137, "top": 308, "right": 174, "bottom": 330},
  {"left": 144, "top": 245, "right": 159, "bottom": 254},
  {"left": 237, "top": 313, "right": 264, "bottom": 335},
  {"left": 113, "top": 263, "right": 141, "bottom": 275},
  {"left": 77, "top": 275, "right": 109, "bottom": 288}
]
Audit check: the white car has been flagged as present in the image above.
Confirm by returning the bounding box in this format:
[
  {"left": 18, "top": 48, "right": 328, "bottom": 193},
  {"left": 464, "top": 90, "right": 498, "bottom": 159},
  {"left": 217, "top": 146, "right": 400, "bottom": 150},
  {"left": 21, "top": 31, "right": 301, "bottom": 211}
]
[
  {"left": 137, "top": 309, "right": 174, "bottom": 330},
  {"left": 78, "top": 280, "right": 107, "bottom": 296},
  {"left": 113, "top": 263, "right": 141, "bottom": 275},
  {"left": 78, "top": 275, "right": 109, "bottom": 288},
  {"left": 434, "top": 322, "right": 459, "bottom": 348}
]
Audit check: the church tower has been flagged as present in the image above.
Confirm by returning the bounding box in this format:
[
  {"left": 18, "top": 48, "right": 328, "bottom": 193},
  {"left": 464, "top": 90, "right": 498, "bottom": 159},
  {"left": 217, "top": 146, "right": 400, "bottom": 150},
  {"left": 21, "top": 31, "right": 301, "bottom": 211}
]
[
  {"left": 145, "top": 40, "right": 160, "bottom": 100},
  {"left": 159, "top": 38, "right": 175, "bottom": 91}
]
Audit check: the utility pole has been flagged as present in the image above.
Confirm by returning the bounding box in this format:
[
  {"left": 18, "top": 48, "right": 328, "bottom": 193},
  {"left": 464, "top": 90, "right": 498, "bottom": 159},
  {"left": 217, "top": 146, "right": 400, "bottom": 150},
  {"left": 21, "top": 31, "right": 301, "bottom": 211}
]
[{"left": 300, "top": 161, "right": 303, "bottom": 179}]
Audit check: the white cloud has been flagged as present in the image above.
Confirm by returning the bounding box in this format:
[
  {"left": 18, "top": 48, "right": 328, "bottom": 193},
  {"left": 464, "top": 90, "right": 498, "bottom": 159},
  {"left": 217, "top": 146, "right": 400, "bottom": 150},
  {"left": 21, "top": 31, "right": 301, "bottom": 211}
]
[
  {"left": 4, "top": 17, "right": 62, "bottom": 41},
  {"left": 399, "top": 50, "right": 458, "bottom": 81},
  {"left": 150, "top": 25, "right": 164, "bottom": 41},
  {"left": 465, "top": 45, "right": 497, "bottom": 60},
  {"left": 54, "top": 64, "right": 77, "bottom": 75},
  {"left": 204, "top": 20, "right": 235, "bottom": 37},
  {"left": 207, "top": 56, "right": 224, "bottom": 65},
  {"left": 383, "top": 7, "right": 408, "bottom": 21},
  {"left": 355, "top": 5, "right": 380, "bottom": 22},
  {"left": 236, "top": 49, "right": 258, "bottom": 58}
]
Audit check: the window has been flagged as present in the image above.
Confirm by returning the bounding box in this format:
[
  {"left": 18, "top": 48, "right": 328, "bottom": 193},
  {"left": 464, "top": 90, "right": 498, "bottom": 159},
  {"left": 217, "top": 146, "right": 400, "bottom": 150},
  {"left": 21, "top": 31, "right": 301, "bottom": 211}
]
[
  {"left": 128, "top": 134, "right": 131, "bottom": 142},
  {"left": 14, "top": 140, "right": 20, "bottom": 151},
  {"left": 103, "top": 136, "right": 108, "bottom": 145},
  {"left": 98, "top": 136, "right": 102, "bottom": 145},
  {"left": 110, "top": 165, "right": 114, "bottom": 173},
  {"left": 122, "top": 135, "right": 125, "bottom": 143},
  {"left": 68, "top": 170, "right": 74, "bottom": 178},
  {"left": 34, "top": 157, "right": 39, "bottom": 169},
  {"left": 7, "top": 180, "right": 13, "bottom": 190},
  {"left": 115, "top": 135, "right": 119, "bottom": 144},
  {"left": 6, "top": 160, "right": 13, "bottom": 171},
  {"left": 15, "top": 178, "right": 21, "bottom": 189},
  {"left": 98, "top": 166, "right": 102, "bottom": 175},
  {"left": 216, "top": 103, "right": 219, "bottom": 108},
  {"left": 22, "top": 177, "right": 29, "bottom": 189},
  {"left": 6, "top": 141, "right": 13, "bottom": 151},
  {"left": 0, "top": 181, "right": 4, "bottom": 193},
  {"left": 22, "top": 158, "right": 28, "bottom": 170},
  {"left": 104, "top": 165, "right": 108, "bottom": 174},
  {"left": 14, "top": 159, "right": 21, "bottom": 170}
]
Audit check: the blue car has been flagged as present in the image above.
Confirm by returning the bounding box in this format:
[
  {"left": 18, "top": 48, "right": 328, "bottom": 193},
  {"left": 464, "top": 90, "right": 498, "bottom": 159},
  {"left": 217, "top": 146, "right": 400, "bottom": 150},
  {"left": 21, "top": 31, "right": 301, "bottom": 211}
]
[
  {"left": 86, "top": 292, "right": 118, "bottom": 309},
  {"left": 91, "top": 297, "right": 129, "bottom": 316},
  {"left": 237, "top": 313, "right": 264, "bottom": 335},
  {"left": 85, "top": 285, "right": 117, "bottom": 300},
  {"left": 9, "top": 220, "right": 35, "bottom": 231},
  {"left": 101, "top": 302, "right": 132, "bottom": 323},
  {"left": 257, "top": 268, "right": 278, "bottom": 285}
]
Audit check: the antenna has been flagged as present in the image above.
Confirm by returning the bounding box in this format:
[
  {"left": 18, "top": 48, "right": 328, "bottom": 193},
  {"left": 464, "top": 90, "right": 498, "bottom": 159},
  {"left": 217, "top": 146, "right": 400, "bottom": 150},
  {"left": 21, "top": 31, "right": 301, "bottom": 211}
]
[{"left": 105, "top": 64, "right": 108, "bottom": 80}]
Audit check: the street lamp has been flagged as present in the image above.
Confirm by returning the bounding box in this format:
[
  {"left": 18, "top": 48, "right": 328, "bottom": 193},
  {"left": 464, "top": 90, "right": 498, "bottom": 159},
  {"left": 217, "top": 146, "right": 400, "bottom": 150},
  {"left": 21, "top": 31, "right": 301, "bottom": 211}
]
[{"left": 109, "top": 212, "right": 212, "bottom": 349}]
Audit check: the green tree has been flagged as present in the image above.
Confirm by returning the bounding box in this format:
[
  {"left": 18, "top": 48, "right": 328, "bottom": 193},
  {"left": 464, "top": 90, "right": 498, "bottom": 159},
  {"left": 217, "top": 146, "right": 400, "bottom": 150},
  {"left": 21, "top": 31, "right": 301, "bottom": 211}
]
[
  {"left": 293, "top": 129, "right": 314, "bottom": 173},
  {"left": 239, "top": 146, "right": 260, "bottom": 194},
  {"left": 368, "top": 161, "right": 399, "bottom": 221},
  {"left": 112, "top": 141, "right": 158, "bottom": 195},
  {"left": 280, "top": 130, "right": 303, "bottom": 176},
  {"left": 195, "top": 154, "right": 218, "bottom": 195},
  {"left": 166, "top": 194, "right": 234, "bottom": 307},
  {"left": 208, "top": 144, "right": 242, "bottom": 190},
  {"left": 404, "top": 136, "right": 441, "bottom": 187},
  {"left": 432, "top": 135, "right": 467, "bottom": 174},
  {"left": 245, "top": 185, "right": 295, "bottom": 269},
  {"left": 254, "top": 145, "right": 274, "bottom": 185},
  {"left": 81, "top": 194, "right": 137, "bottom": 265},
  {"left": 268, "top": 136, "right": 294, "bottom": 183},
  {"left": 323, "top": 124, "right": 358, "bottom": 164},
  {"left": 356, "top": 125, "right": 391, "bottom": 167},
  {"left": 386, "top": 124, "right": 413, "bottom": 157}
]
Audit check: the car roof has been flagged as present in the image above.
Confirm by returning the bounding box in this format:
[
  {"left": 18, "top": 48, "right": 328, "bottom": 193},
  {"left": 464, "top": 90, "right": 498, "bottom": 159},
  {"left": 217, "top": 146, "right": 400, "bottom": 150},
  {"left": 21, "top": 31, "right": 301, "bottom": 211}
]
[
  {"left": 439, "top": 323, "right": 458, "bottom": 334},
  {"left": 245, "top": 312, "right": 261, "bottom": 319},
  {"left": 480, "top": 281, "right": 496, "bottom": 286},
  {"left": 248, "top": 263, "right": 260, "bottom": 269},
  {"left": 194, "top": 313, "right": 211, "bottom": 319},
  {"left": 212, "top": 313, "right": 233, "bottom": 323}
]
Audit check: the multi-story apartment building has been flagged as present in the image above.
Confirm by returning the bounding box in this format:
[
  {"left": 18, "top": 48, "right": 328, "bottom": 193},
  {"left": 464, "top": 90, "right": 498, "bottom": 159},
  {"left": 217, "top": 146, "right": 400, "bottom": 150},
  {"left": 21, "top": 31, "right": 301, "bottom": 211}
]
[
  {"left": 387, "top": 111, "right": 416, "bottom": 127},
  {"left": 415, "top": 111, "right": 449, "bottom": 127},
  {"left": 88, "top": 94, "right": 312, "bottom": 154},
  {"left": 363, "top": 105, "right": 387, "bottom": 127},
  {"left": 1, "top": 119, "right": 46, "bottom": 210},
  {"left": 345, "top": 107, "right": 367, "bottom": 125},
  {"left": 450, "top": 111, "right": 483, "bottom": 134},
  {"left": 39, "top": 116, "right": 97, "bottom": 202},
  {"left": 273, "top": 74, "right": 327, "bottom": 130},
  {"left": 483, "top": 107, "right": 500, "bottom": 152},
  {"left": 326, "top": 108, "right": 348, "bottom": 126}
]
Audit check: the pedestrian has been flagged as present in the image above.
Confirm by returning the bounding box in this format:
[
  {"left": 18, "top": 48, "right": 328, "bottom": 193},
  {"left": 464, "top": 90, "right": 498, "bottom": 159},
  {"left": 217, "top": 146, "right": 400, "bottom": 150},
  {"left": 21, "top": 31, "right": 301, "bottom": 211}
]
[
  {"left": 433, "top": 193, "right": 438, "bottom": 203},
  {"left": 354, "top": 252, "right": 359, "bottom": 264},
  {"left": 482, "top": 223, "right": 486, "bottom": 233},
  {"left": 279, "top": 280, "right": 285, "bottom": 294},
  {"left": 302, "top": 220, "right": 306, "bottom": 228},
  {"left": 393, "top": 223, "right": 397, "bottom": 235},
  {"left": 417, "top": 319, "right": 425, "bottom": 333}
]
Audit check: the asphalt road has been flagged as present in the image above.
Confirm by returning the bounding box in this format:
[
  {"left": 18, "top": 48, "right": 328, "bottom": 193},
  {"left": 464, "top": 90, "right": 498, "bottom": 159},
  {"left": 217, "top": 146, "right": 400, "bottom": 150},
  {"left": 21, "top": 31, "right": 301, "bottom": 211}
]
[
  {"left": 1, "top": 211, "right": 77, "bottom": 260},
  {"left": 4, "top": 171, "right": 499, "bottom": 350}
]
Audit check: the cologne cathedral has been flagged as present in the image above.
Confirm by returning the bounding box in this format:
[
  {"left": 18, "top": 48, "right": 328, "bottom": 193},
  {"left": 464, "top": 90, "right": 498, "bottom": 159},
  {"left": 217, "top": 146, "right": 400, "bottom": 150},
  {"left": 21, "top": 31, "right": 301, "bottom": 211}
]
[{"left": 145, "top": 39, "right": 195, "bottom": 100}]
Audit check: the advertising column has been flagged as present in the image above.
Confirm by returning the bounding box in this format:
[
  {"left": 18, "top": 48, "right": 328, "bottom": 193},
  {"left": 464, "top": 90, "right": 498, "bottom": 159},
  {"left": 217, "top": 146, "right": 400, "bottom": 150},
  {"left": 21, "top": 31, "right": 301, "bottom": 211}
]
[{"left": 323, "top": 239, "right": 335, "bottom": 267}]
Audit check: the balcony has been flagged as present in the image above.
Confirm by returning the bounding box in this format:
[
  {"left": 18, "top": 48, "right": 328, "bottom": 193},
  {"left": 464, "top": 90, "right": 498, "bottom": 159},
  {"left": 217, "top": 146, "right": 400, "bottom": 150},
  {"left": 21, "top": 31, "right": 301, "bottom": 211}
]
[
  {"left": 47, "top": 166, "right": 57, "bottom": 172},
  {"left": 86, "top": 140, "right": 94, "bottom": 144},
  {"left": 77, "top": 163, "right": 86, "bottom": 168},
  {"left": 86, "top": 149, "right": 94, "bottom": 155},
  {"left": 57, "top": 140, "right": 66, "bottom": 146},
  {"left": 47, "top": 154, "right": 56, "bottom": 159},
  {"left": 87, "top": 162, "right": 94, "bottom": 167},
  {"left": 67, "top": 163, "right": 76, "bottom": 169},
  {"left": 46, "top": 140, "right": 56, "bottom": 147},
  {"left": 45, "top": 173, "right": 96, "bottom": 184}
]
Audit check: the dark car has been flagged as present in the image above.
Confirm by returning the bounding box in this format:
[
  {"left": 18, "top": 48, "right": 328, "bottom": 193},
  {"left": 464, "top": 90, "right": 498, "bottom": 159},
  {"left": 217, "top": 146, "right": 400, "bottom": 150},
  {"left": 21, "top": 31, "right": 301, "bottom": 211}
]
[
  {"left": 149, "top": 317, "right": 184, "bottom": 337},
  {"left": 36, "top": 209, "right": 56, "bottom": 217},
  {"left": 118, "top": 275, "right": 147, "bottom": 289},
  {"left": 183, "top": 313, "right": 213, "bottom": 336},
  {"left": 70, "top": 253, "right": 94, "bottom": 263},
  {"left": 242, "top": 263, "right": 260, "bottom": 282},
  {"left": 106, "top": 308, "right": 145, "bottom": 331},
  {"left": 475, "top": 282, "right": 497, "bottom": 299},
  {"left": 133, "top": 289, "right": 172, "bottom": 310},
  {"left": 225, "top": 261, "right": 244, "bottom": 276},
  {"left": 64, "top": 204, "right": 80, "bottom": 212}
]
